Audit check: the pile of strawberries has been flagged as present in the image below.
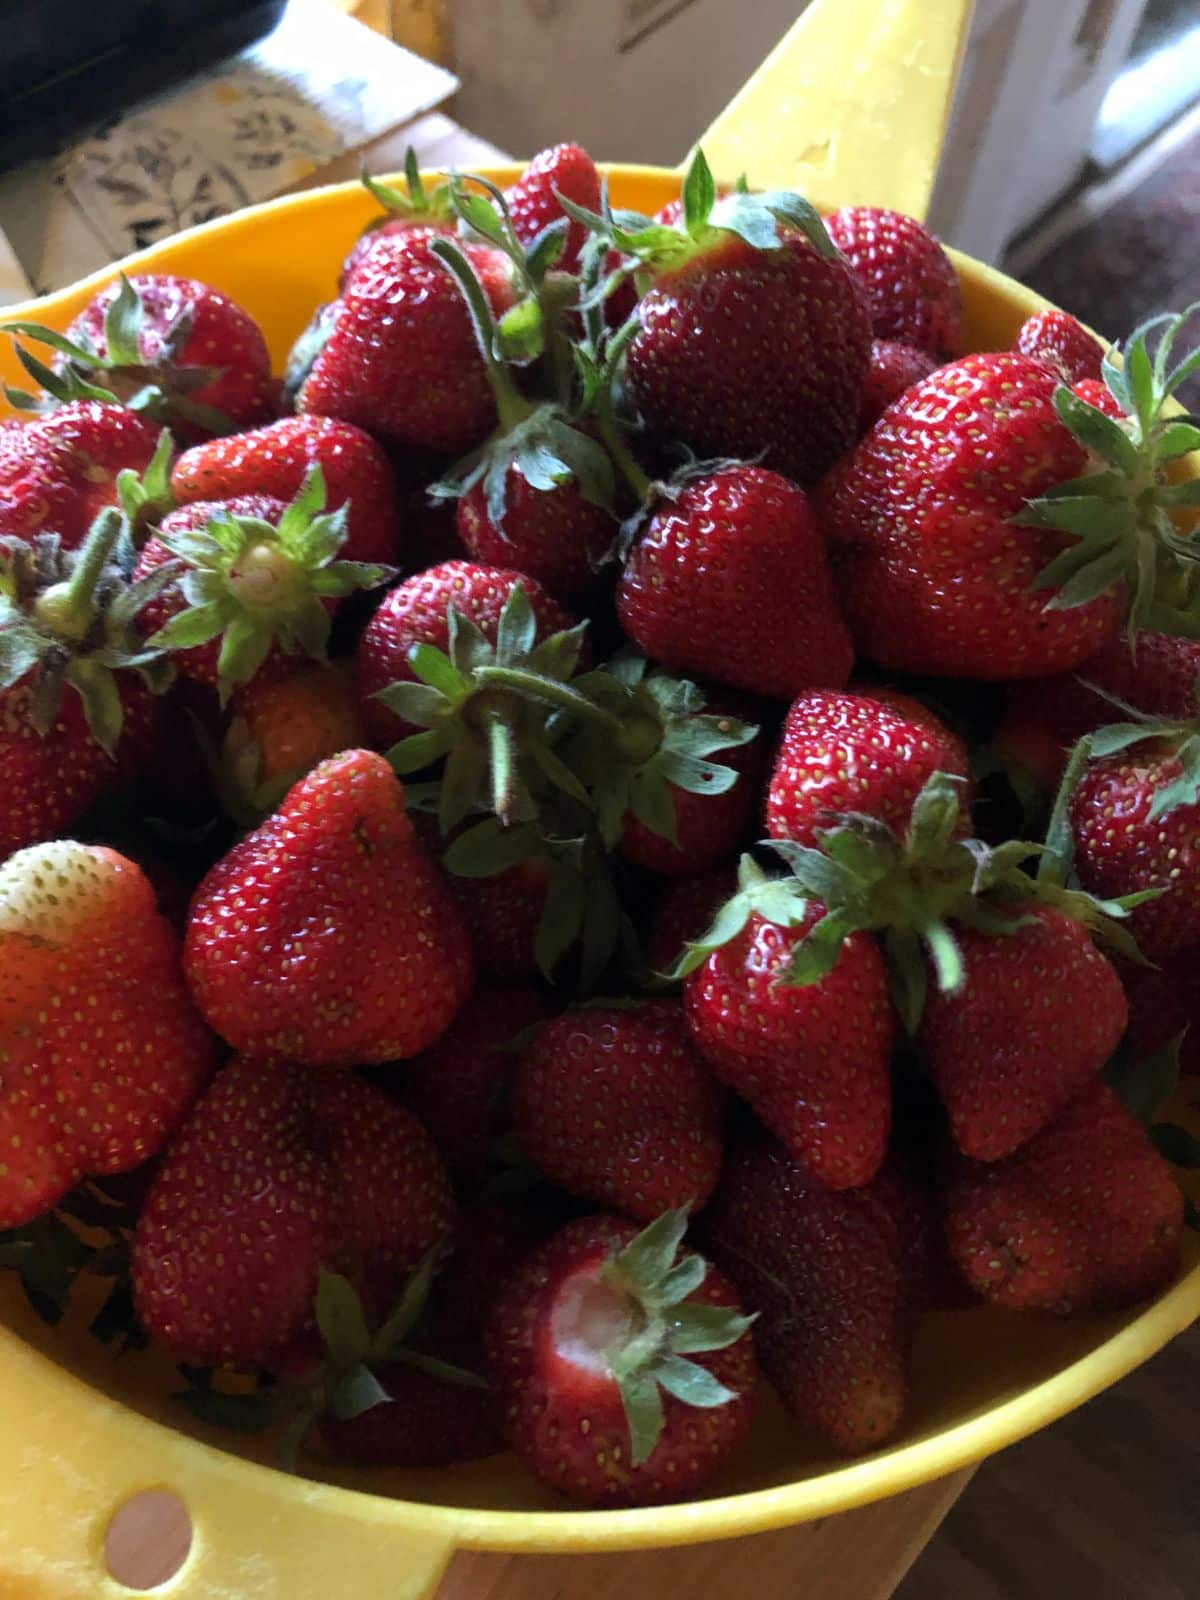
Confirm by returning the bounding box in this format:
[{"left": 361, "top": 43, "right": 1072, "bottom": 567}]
[{"left": 0, "top": 141, "right": 1198, "bottom": 1510}]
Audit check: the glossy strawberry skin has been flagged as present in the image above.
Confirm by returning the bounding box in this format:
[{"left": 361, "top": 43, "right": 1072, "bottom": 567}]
[
  {"left": 945, "top": 1080, "right": 1183, "bottom": 1315},
  {"left": 512, "top": 1001, "right": 726, "bottom": 1221},
  {"left": 684, "top": 909, "right": 894, "bottom": 1188},
  {"left": 402, "top": 982, "right": 553, "bottom": 1182},
  {"left": 505, "top": 143, "right": 601, "bottom": 275},
  {"left": 356, "top": 559, "right": 576, "bottom": 746},
  {"left": 766, "top": 688, "right": 969, "bottom": 848},
  {"left": 618, "top": 690, "right": 767, "bottom": 878},
  {"left": 67, "top": 273, "right": 274, "bottom": 438},
  {"left": 825, "top": 206, "right": 962, "bottom": 358},
  {"left": 486, "top": 1214, "right": 756, "bottom": 1507},
  {"left": 627, "top": 232, "right": 871, "bottom": 486},
  {"left": 132, "top": 1053, "right": 454, "bottom": 1365},
  {"left": 617, "top": 467, "right": 854, "bottom": 701},
  {"left": 1015, "top": 309, "right": 1104, "bottom": 386},
  {"left": 184, "top": 750, "right": 474, "bottom": 1065},
  {"left": 0, "top": 402, "right": 161, "bottom": 548},
  {"left": 456, "top": 470, "right": 613, "bottom": 606},
  {"left": 298, "top": 229, "right": 515, "bottom": 455},
  {"left": 704, "top": 1135, "right": 926, "bottom": 1454},
  {"left": 918, "top": 905, "right": 1127, "bottom": 1161},
  {"left": 0, "top": 844, "right": 212, "bottom": 1229},
  {"left": 817, "top": 354, "right": 1121, "bottom": 679},
  {"left": 0, "top": 673, "right": 161, "bottom": 860},
  {"left": 172, "top": 415, "right": 404, "bottom": 566},
  {"left": 1070, "top": 743, "right": 1200, "bottom": 961},
  {"left": 858, "top": 340, "right": 937, "bottom": 432}
]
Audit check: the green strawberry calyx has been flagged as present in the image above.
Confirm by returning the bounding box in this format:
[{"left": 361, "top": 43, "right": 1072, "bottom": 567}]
[
  {"left": 358, "top": 149, "right": 455, "bottom": 232},
  {"left": 1017, "top": 302, "right": 1200, "bottom": 636},
  {"left": 149, "top": 465, "right": 394, "bottom": 704},
  {"left": 559, "top": 649, "right": 759, "bottom": 850},
  {"left": 556, "top": 147, "right": 837, "bottom": 286},
  {"left": 676, "top": 772, "right": 1152, "bottom": 1031},
  {"left": 3, "top": 274, "right": 238, "bottom": 437},
  {"left": 575, "top": 1208, "right": 754, "bottom": 1467},
  {"left": 428, "top": 235, "right": 616, "bottom": 535},
  {"left": 0, "top": 505, "right": 177, "bottom": 752}
]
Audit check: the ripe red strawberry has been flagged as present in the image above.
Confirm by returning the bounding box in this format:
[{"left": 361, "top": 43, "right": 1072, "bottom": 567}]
[
  {"left": 1015, "top": 309, "right": 1104, "bottom": 385},
  {"left": 456, "top": 470, "right": 613, "bottom": 606},
  {"left": 0, "top": 842, "right": 212, "bottom": 1229},
  {"left": 858, "top": 339, "right": 936, "bottom": 431},
  {"left": 297, "top": 229, "right": 516, "bottom": 455},
  {"left": 945, "top": 1079, "right": 1183, "bottom": 1314},
  {"left": 825, "top": 206, "right": 962, "bottom": 357},
  {"left": 505, "top": 143, "right": 602, "bottom": 275},
  {"left": 486, "top": 1210, "right": 756, "bottom": 1507},
  {"left": 512, "top": 1001, "right": 725, "bottom": 1220},
  {"left": 0, "top": 507, "right": 174, "bottom": 856},
  {"left": 356, "top": 559, "right": 576, "bottom": 746},
  {"left": 918, "top": 904, "right": 1127, "bottom": 1160},
  {"left": 340, "top": 157, "right": 457, "bottom": 287},
  {"left": 817, "top": 354, "right": 1120, "bottom": 678},
  {"left": 171, "top": 415, "right": 404, "bottom": 567},
  {"left": 679, "top": 865, "right": 894, "bottom": 1188},
  {"left": 1070, "top": 733, "right": 1200, "bottom": 962},
  {"left": 765, "top": 687, "right": 969, "bottom": 847},
  {"left": 644, "top": 865, "right": 738, "bottom": 975},
  {"left": 185, "top": 750, "right": 474, "bottom": 1064},
  {"left": 135, "top": 471, "right": 393, "bottom": 702},
  {"left": 402, "top": 982, "right": 553, "bottom": 1182},
  {"left": 0, "top": 401, "right": 161, "bottom": 548},
  {"left": 603, "top": 155, "right": 870, "bottom": 485},
  {"left": 704, "top": 1135, "right": 927, "bottom": 1454},
  {"left": 221, "top": 661, "right": 366, "bottom": 821},
  {"left": 995, "top": 630, "right": 1200, "bottom": 795},
  {"left": 617, "top": 465, "right": 854, "bottom": 700},
  {"left": 132, "top": 1053, "right": 453, "bottom": 1364}
]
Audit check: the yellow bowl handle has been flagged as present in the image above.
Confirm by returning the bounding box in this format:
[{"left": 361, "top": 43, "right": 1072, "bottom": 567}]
[
  {"left": 694, "top": 0, "right": 974, "bottom": 219},
  {"left": 0, "top": 1329, "right": 455, "bottom": 1599}
]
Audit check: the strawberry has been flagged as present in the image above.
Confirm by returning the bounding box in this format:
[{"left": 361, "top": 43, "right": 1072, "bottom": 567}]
[
  {"left": 485, "top": 1209, "right": 756, "bottom": 1506},
  {"left": 221, "top": 661, "right": 366, "bottom": 822},
  {"left": 296, "top": 228, "right": 516, "bottom": 455},
  {"left": 425, "top": 236, "right": 615, "bottom": 605},
  {"left": 818, "top": 353, "right": 1119, "bottom": 678},
  {"left": 1015, "top": 309, "right": 1104, "bottom": 385},
  {"left": 0, "top": 401, "right": 161, "bottom": 548},
  {"left": 825, "top": 206, "right": 962, "bottom": 357},
  {"left": 560, "top": 658, "right": 765, "bottom": 877},
  {"left": 512, "top": 1000, "right": 725, "bottom": 1221},
  {"left": 858, "top": 339, "right": 936, "bottom": 432},
  {"left": 402, "top": 982, "right": 553, "bottom": 1183},
  {"left": 570, "top": 151, "right": 870, "bottom": 485},
  {"left": 0, "top": 506, "right": 175, "bottom": 856},
  {"left": 185, "top": 749, "right": 474, "bottom": 1064},
  {"left": 505, "top": 143, "right": 602, "bottom": 275},
  {"left": 7, "top": 273, "right": 273, "bottom": 440},
  {"left": 444, "top": 849, "right": 548, "bottom": 978},
  {"left": 0, "top": 842, "right": 212, "bottom": 1229},
  {"left": 993, "top": 631, "right": 1200, "bottom": 795},
  {"left": 1120, "top": 950, "right": 1200, "bottom": 1078},
  {"left": 644, "top": 864, "right": 738, "bottom": 976},
  {"left": 356, "top": 559, "right": 577, "bottom": 747},
  {"left": 765, "top": 688, "right": 969, "bottom": 848},
  {"left": 616, "top": 464, "right": 854, "bottom": 700},
  {"left": 678, "top": 859, "right": 895, "bottom": 1188},
  {"left": 134, "top": 469, "right": 393, "bottom": 702},
  {"left": 171, "top": 415, "right": 404, "bottom": 567},
  {"left": 340, "top": 156, "right": 458, "bottom": 287},
  {"left": 319, "top": 1359, "right": 499, "bottom": 1467},
  {"left": 131, "top": 1053, "right": 453, "bottom": 1364},
  {"left": 704, "top": 1134, "right": 928, "bottom": 1454},
  {"left": 918, "top": 904, "right": 1127, "bottom": 1160},
  {"left": 945, "top": 1079, "right": 1183, "bottom": 1314}
]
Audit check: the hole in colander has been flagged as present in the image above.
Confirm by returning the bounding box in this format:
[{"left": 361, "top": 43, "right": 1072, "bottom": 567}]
[{"left": 104, "top": 1489, "right": 192, "bottom": 1591}]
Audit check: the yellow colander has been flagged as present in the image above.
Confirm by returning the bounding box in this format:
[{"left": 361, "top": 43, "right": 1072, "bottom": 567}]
[{"left": 1, "top": 0, "right": 1197, "bottom": 1595}]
